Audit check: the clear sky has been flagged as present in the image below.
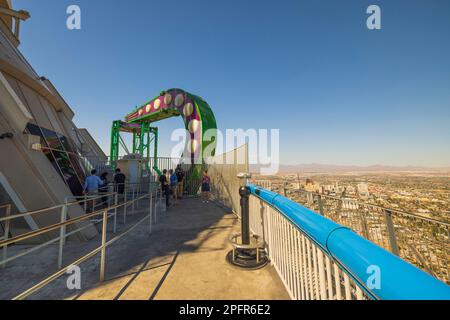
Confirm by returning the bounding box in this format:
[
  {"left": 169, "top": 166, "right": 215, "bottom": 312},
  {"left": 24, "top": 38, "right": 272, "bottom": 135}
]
[{"left": 14, "top": 0, "right": 450, "bottom": 167}]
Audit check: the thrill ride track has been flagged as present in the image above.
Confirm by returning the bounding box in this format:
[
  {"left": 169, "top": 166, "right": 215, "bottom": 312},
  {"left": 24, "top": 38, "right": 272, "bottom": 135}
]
[{"left": 110, "top": 89, "right": 217, "bottom": 193}]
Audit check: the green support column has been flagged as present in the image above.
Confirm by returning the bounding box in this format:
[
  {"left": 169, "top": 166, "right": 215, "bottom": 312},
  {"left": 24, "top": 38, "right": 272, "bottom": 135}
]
[
  {"left": 110, "top": 121, "right": 121, "bottom": 170},
  {"left": 150, "top": 127, "right": 161, "bottom": 176}
]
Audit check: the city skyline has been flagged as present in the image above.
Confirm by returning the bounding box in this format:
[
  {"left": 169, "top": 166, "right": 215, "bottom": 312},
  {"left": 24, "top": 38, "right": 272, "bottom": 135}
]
[{"left": 14, "top": 0, "right": 450, "bottom": 167}]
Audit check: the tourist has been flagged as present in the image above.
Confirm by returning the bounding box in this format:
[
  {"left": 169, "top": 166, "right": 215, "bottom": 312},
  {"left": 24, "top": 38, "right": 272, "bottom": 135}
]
[
  {"left": 113, "top": 168, "right": 126, "bottom": 196},
  {"left": 83, "top": 169, "right": 104, "bottom": 212},
  {"left": 176, "top": 165, "right": 185, "bottom": 198},
  {"left": 201, "top": 170, "right": 211, "bottom": 203},
  {"left": 159, "top": 169, "right": 170, "bottom": 208},
  {"left": 170, "top": 169, "right": 178, "bottom": 203},
  {"left": 99, "top": 172, "right": 109, "bottom": 206},
  {"left": 83, "top": 169, "right": 103, "bottom": 194}
]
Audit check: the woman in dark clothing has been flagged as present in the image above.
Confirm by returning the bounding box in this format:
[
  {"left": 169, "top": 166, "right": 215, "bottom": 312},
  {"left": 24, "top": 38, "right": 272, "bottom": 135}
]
[
  {"left": 201, "top": 170, "right": 211, "bottom": 203},
  {"left": 159, "top": 169, "right": 170, "bottom": 208},
  {"left": 99, "top": 172, "right": 109, "bottom": 206}
]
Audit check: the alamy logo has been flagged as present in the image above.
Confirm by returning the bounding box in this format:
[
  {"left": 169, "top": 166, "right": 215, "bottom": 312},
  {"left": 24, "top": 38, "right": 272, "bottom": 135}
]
[
  {"left": 366, "top": 5, "right": 381, "bottom": 30},
  {"left": 366, "top": 265, "right": 381, "bottom": 290},
  {"left": 66, "top": 5, "right": 81, "bottom": 30},
  {"left": 66, "top": 265, "right": 81, "bottom": 290}
]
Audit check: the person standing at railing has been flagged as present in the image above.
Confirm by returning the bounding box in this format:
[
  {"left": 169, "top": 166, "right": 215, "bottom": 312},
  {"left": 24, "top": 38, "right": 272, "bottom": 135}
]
[
  {"left": 83, "top": 169, "right": 104, "bottom": 212},
  {"left": 113, "top": 168, "right": 126, "bottom": 196},
  {"left": 175, "top": 165, "right": 185, "bottom": 199},
  {"left": 99, "top": 172, "right": 109, "bottom": 207},
  {"left": 201, "top": 170, "right": 211, "bottom": 203},
  {"left": 159, "top": 169, "right": 170, "bottom": 208},
  {"left": 170, "top": 169, "right": 178, "bottom": 204}
]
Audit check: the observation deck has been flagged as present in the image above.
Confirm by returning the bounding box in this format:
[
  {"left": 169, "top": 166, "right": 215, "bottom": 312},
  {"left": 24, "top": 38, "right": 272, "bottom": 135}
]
[
  {"left": 0, "top": 148, "right": 449, "bottom": 300},
  {"left": 0, "top": 196, "right": 288, "bottom": 300}
]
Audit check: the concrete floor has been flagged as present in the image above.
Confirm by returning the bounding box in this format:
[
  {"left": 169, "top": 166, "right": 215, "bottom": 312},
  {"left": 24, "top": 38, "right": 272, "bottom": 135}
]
[{"left": 0, "top": 197, "right": 289, "bottom": 300}]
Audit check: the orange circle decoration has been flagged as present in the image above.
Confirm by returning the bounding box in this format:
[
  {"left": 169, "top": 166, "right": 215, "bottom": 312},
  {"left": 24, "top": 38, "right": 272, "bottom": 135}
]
[
  {"left": 145, "top": 104, "right": 151, "bottom": 112},
  {"left": 138, "top": 109, "right": 144, "bottom": 116}
]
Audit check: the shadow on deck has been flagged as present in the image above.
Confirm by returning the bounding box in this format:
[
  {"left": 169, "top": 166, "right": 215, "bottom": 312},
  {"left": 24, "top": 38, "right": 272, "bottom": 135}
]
[{"left": 3, "top": 197, "right": 289, "bottom": 300}]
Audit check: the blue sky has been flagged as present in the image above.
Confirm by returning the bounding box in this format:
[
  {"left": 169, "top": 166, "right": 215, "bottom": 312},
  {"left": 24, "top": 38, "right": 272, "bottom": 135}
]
[{"left": 14, "top": 0, "right": 450, "bottom": 167}]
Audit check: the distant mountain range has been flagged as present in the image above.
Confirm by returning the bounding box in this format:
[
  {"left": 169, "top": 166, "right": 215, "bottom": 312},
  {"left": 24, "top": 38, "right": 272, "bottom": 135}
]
[{"left": 250, "top": 163, "right": 450, "bottom": 174}]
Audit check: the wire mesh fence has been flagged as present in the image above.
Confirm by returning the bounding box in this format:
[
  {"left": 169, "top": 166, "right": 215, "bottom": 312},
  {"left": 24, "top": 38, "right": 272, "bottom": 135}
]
[{"left": 207, "top": 144, "right": 249, "bottom": 215}]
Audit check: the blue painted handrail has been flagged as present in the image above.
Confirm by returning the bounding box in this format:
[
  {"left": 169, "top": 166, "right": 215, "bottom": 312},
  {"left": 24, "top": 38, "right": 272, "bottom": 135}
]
[{"left": 247, "top": 184, "right": 450, "bottom": 300}]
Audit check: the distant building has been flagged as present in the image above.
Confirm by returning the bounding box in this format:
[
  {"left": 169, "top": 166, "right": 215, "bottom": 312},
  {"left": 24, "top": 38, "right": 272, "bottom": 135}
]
[
  {"left": 346, "top": 186, "right": 356, "bottom": 195},
  {"left": 357, "top": 183, "right": 370, "bottom": 198}
]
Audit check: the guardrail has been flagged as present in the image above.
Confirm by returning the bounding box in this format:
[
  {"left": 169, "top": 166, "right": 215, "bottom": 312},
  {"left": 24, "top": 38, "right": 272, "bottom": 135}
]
[
  {"left": 0, "top": 204, "right": 11, "bottom": 269},
  {"left": 294, "top": 189, "right": 450, "bottom": 284},
  {"left": 253, "top": 179, "right": 449, "bottom": 284},
  {"left": 0, "top": 182, "right": 164, "bottom": 300},
  {"left": 0, "top": 182, "right": 159, "bottom": 269},
  {"left": 80, "top": 155, "right": 204, "bottom": 196},
  {"left": 247, "top": 184, "right": 450, "bottom": 300}
]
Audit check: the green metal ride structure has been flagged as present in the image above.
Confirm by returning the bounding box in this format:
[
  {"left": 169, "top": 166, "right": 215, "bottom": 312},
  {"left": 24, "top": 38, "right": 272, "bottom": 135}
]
[{"left": 110, "top": 88, "right": 217, "bottom": 194}]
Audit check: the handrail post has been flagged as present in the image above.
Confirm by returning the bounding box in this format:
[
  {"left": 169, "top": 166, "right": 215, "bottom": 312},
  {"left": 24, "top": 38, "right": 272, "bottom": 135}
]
[
  {"left": 100, "top": 209, "right": 107, "bottom": 282},
  {"left": 123, "top": 183, "right": 127, "bottom": 224},
  {"left": 2, "top": 204, "right": 11, "bottom": 269},
  {"left": 84, "top": 193, "right": 87, "bottom": 212},
  {"left": 58, "top": 203, "right": 67, "bottom": 268},
  {"left": 154, "top": 188, "right": 158, "bottom": 224},
  {"left": 149, "top": 191, "right": 153, "bottom": 234},
  {"left": 113, "top": 193, "right": 118, "bottom": 233},
  {"left": 384, "top": 209, "right": 400, "bottom": 256}
]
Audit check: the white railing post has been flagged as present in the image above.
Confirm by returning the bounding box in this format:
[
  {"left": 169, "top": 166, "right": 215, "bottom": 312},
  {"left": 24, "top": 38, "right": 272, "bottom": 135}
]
[
  {"left": 100, "top": 209, "right": 107, "bottom": 282},
  {"left": 58, "top": 203, "right": 67, "bottom": 268},
  {"left": 334, "top": 264, "right": 342, "bottom": 300},
  {"left": 317, "top": 248, "right": 327, "bottom": 299},
  {"left": 343, "top": 273, "right": 352, "bottom": 300},
  {"left": 149, "top": 190, "right": 153, "bottom": 235}
]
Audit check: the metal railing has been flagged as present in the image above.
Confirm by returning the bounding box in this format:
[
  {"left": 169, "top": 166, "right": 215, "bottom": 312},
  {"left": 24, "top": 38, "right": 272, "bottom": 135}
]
[
  {"left": 292, "top": 188, "right": 449, "bottom": 284},
  {"left": 80, "top": 155, "right": 204, "bottom": 196},
  {"left": 0, "top": 181, "right": 164, "bottom": 300},
  {"left": 247, "top": 184, "right": 450, "bottom": 300},
  {"left": 0, "top": 204, "right": 11, "bottom": 269},
  {"left": 252, "top": 179, "right": 449, "bottom": 284}
]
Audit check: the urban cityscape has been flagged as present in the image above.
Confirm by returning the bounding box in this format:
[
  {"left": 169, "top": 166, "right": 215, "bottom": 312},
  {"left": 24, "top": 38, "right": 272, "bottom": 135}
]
[
  {"left": 255, "top": 171, "right": 450, "bottom": 222},
  {"left": 253, "top": 170, "right": 449, "bottom": 284}
]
